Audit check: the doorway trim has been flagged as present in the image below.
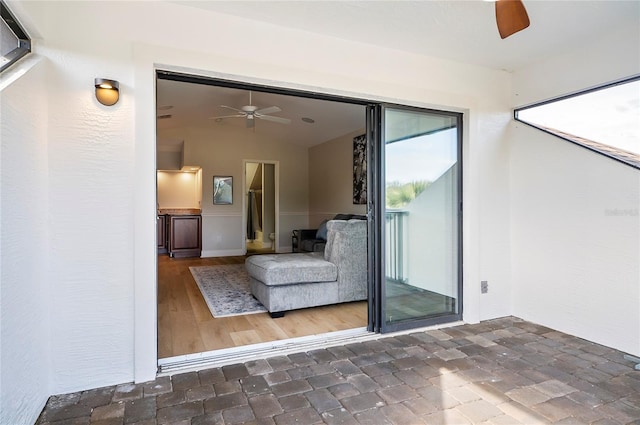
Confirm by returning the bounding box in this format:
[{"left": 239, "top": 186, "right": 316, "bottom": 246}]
[{"left": 242, "top": 159, "right": 280, "bottom": 254}]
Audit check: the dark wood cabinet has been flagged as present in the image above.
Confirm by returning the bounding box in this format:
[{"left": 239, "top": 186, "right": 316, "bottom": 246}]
[
  {"left": 168, "top": 215, "right": 202, "bottom": 258},
  {"left": 157, "top": 215, "right": 168, "bottom": 254}
]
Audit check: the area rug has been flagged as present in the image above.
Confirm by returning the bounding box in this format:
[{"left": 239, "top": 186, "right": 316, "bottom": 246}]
[{"left": 189, "top": 264, "right": 267, "bottom": 318}]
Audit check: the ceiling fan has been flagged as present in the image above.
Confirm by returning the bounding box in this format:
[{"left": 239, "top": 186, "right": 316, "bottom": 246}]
[
  {"left": 209, "top": 91, "right": 291, "bottom": 128},
  {"left": 495, "top": 0, "right": 530, "bottom": 39}
]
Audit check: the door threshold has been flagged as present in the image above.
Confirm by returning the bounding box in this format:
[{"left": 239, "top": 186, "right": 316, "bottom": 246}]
[
  {"left": 157, "top": 320, "right": 465, "bottom": 375},
  {"left": 158, "top": 327, "right": 371, "bottom": 375}
]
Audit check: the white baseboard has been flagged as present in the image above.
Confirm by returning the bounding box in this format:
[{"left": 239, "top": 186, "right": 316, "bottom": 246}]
[
  {"left": 201, "top": 249, "right": 245, "bottom": 258},
  {"left": 202, "top": 247, "right": 293, "bottom": 257}
]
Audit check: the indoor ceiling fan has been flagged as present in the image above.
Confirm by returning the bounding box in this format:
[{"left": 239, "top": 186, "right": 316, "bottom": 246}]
[
  {"left": 495, "top": 0, "right": 530, "bottom": 39},
  {"left": 209, "top": 91, "right": 291, "bottom": 128}
]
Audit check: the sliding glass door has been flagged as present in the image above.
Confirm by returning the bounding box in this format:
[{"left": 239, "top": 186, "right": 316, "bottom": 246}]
[{"left": 371, "top": 105, "right": 462, "bottom": 332}]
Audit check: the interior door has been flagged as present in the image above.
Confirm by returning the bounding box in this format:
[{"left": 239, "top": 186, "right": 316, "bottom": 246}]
[{"left": 372, "top": 105, "right": 463, "bottom": 333}]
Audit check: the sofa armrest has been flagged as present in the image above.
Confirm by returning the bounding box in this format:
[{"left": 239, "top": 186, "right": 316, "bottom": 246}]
[{"left": 324, "top": 220, "right": 367, "bottom": 300}]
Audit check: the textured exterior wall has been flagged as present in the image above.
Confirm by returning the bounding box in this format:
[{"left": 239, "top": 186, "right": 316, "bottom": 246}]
[
  {"left": 511, "top": 124, "right": 640, "bottom": 356},
  {"left": 512, "top": 22, "right": 639, "bottom": 108},
  {"left": 510, "top": 22, "right": 640, "bottom": 357},
  {"left": 6, "top": 3, "right": 514, "bottom": 420},
  {"left": 0, "top": 58, "right": 51, "bottom": 425}
]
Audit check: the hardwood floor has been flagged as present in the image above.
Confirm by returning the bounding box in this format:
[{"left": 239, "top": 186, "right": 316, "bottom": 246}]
[{"left": 157, "top": 255, "right": 367, "bottom": 358}]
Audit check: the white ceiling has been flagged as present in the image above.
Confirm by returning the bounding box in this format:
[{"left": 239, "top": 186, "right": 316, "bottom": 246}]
[
  {"left": 157, "top": 1, "right": 639, "bottom": 150},
  {"left": 174, "top": 0, "right": 640, "bottom": 72}
]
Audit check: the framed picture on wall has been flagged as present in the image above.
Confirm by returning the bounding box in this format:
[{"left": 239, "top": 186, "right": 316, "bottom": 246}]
[{"left": 213, "top": 176, "right": 233, "bottom": 205}]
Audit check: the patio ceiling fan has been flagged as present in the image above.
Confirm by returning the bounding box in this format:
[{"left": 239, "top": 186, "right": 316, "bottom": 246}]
[
  {"left": 209, "top": 91, "right": 291, "bottom": 128},
  {"left": 495, "top": 0, "right": 530, "bottom": 39}
]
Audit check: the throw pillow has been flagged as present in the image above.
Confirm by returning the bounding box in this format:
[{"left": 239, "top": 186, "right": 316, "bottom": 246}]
[{"left": 316, "top": 219, "right": 329, "bottom": 240}]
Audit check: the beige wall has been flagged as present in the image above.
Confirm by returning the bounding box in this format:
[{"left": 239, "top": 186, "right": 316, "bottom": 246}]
[
  {"left": 157, "top": 171, "right": 201, "bottom": 209},
  {"left": 160, "top": 124, "right": 310, "bottom": 254},
  {"left": 308, "top": 129, "right": 367, "bottom": 227},
  {"left": 159, "top": 124, "right": 368, "bottom": 251},
  {"left": 157, "top": 151, "right": 182, "bottom": 170}
]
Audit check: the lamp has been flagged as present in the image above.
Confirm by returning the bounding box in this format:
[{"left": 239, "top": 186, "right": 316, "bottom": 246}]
[{"left": 94, "top": 78, "right": 119, "bottom": 106}]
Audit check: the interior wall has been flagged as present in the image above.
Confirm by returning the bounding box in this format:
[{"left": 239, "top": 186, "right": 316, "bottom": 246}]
[
  {"left": 0, "top": 57, "right": 51, "bottom": 425},
  {"left": 162, "top": 124, "right": 309, "bottom": 255},
  {"left": 510, "top": 20, "right": 640, "bottom": 357},
  {"left": 308, "top": 129, "right": 367, "bottom": 227},
  {"left": 156, "top": 150, "right": 182, "bottom": 170},
  {"left": 156, "top": 171, "right": 200, "bottom": 209}
]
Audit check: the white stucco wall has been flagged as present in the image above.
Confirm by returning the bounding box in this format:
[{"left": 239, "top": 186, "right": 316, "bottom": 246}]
[
  {"left": 3, "top": 2, "right": 513, "bottom": 421},
  {"left": 512, "top": 22, "right": 640, "bottom": 108},
  {"left": 0, "top": 57, "right": 51, "bottom": 425},
  {"left": 510, "top": 124, "right": 640, "bottom": 356},
  {"left": 510, "top": 20, "right": 640, "bottom": 357}
]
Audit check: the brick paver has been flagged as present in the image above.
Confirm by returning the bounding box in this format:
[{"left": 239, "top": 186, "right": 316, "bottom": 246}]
[{"left": 36, "top": 317, "right": 640, "bottom": 424}]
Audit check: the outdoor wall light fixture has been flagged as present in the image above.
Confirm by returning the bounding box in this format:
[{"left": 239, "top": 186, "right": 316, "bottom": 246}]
[{"left": 94, "top": 78, "right": 120, "bottom": 106}]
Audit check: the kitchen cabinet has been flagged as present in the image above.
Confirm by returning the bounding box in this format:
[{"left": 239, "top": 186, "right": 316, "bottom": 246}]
[
  {"left": 157, "top": 214, "right": 168, "bottom": 254},
  {"left": 168, "top": 215, "right": 202, "bottom": 258}
]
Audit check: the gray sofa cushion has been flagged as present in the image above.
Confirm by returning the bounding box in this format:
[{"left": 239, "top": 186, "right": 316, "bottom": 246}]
[{"left": 245, "top": 252, "right": 337, "bottom": 286}]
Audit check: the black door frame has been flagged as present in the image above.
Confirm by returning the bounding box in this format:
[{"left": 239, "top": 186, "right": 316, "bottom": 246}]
[{"left": 370, "top": 104, "right": 464, "bottom": 333}]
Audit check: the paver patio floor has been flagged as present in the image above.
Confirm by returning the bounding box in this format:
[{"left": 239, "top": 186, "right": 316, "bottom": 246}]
[{"left": 36, "top": 317, "right": 640, "bottom": 424}]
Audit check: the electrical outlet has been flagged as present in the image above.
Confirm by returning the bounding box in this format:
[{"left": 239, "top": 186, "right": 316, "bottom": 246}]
[{"left": 481, "top": 280, "right": 489, "bottom": 294}]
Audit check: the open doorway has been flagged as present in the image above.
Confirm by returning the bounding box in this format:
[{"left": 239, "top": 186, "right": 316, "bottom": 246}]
[
  {"left": 244, "top": 161, "right": 277, "bottom": 255},
  {"left": 156, "top": 72, "right": 370, "bottom": 361},
  {"left": 154, "top": 72, "right": 464, "bottom": 370}
]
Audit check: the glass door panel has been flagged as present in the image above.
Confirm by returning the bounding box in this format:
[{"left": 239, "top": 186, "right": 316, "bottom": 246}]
[{"left": 382, "top": 107, "right": 461, "bottom": 331}]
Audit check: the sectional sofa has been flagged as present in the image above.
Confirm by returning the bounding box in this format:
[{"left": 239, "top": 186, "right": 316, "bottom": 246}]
[{"left": 245, "top": 219, "right": 367, "bottom": 317}]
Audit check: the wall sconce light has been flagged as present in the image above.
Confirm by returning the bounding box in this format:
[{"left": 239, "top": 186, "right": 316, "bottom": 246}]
[{"left": 94, "top": 78, "right": 119, "bottom": 106}]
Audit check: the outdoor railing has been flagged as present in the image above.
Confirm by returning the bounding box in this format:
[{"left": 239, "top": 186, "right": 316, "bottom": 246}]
[{"left": 385, "top": 210, "right": 408, "bottom": 283}]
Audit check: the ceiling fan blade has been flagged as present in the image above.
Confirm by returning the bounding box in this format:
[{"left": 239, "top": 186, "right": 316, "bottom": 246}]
[
  {"left": 255, "top": 106, "right": 281, "bottom": 115},
  {"left": 496, "top": 0, "right": 530, "bottom": 39},
  {"left": 208, "top": 114, "right": 245, "bottom": 120},
  {"left": 258, "top": 115, "right": 291, "bottom": 125},
  {"left": 219, "top": 105, "right": 246, "bottom": 114}
]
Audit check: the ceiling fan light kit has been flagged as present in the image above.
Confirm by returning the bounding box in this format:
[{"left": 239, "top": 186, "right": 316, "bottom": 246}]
[{"left": 495, "top": 0, "right": 530, "bottom": 39}]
